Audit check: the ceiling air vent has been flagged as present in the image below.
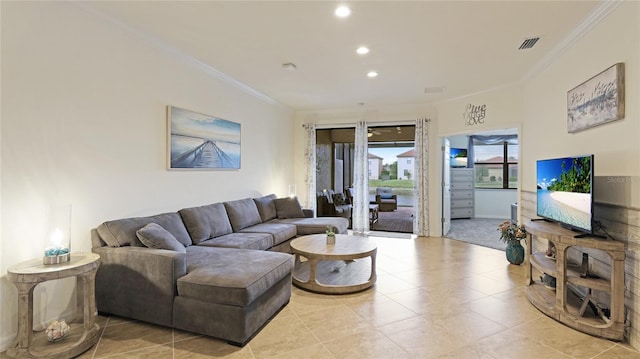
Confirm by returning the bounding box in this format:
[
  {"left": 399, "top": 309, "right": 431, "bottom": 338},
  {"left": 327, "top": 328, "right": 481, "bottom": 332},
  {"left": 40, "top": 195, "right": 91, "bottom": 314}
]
[{"left": 518, "top": 37, "right": 540, "bottom": 50}]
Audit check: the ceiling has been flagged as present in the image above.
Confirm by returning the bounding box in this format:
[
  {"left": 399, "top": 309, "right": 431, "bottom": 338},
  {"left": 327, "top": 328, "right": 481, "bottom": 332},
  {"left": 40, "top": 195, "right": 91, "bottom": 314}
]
[{"left": 84, "top": 1, "right": 607, "bottom": 111}]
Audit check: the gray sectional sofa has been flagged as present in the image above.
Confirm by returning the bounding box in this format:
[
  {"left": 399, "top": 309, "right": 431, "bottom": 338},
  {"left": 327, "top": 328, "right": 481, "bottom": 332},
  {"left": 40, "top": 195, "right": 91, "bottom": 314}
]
[{"left": 91, "top": 194, "right": 348, "bottom": 346}]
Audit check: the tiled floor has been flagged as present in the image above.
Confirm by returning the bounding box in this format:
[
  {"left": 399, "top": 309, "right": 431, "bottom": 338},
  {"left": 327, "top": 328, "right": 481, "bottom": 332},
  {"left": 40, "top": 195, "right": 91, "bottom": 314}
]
[{"left": 5, "top": 235, "right": 639, "bottom": 358}]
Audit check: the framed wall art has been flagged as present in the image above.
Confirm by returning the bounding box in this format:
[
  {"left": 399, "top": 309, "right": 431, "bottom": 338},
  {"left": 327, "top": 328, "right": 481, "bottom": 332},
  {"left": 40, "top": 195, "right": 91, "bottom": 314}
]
[
  {"left": 167, "top": 106, "right": 241, "bottom": 169},
  {"left": 567, "top": 63, "right": 625, "bottom": 133}
]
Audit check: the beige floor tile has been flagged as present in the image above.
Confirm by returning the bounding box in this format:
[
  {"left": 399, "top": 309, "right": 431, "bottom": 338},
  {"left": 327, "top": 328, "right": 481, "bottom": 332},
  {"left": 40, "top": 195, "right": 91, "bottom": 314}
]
[
  {"left": 378, "top": 316, "right": 470, "bottom": 357},
  {"left": 466, "top": 295, "right": 543, "bottom": 328},
  {"left": 477, "top": 330, "right": 572, "bottom": 358},
  {"left": 297, "top": 304, "right": 375, "bottom": 342},
  {"left": 433, "top": 311, "right": 508, "bottom": 344},
  {"left": 248, "top": 314, "right": 319, "bottom": 359},
  {"left": 97, "top": 343, "right": 173, "bottom": 358},
  {"left": 268, "top": 343, "right": 335, "bottom": 359},
  {"left": 513, "top": 316, "right": 617, "bottom": 357},
  {"left": 593, "top": 344, "right": 640, "bottom": 358},
  {"left": 344, "top": 294, "right": 419, "bottom": 326},
  {"left": 288, "top": 288, "right": 342, "bottom": 315},
  {"left": 174, "top": 335, "right": 254, "bottom": 359},
  {"left": 92, "top": 321, "right": 174, "bottom": 357},
  {"left": 323, "top": 330, "right": 410, "bottom": 359},
  {"left": 372, "top": 273, "right": 418, "bottom": 295}
]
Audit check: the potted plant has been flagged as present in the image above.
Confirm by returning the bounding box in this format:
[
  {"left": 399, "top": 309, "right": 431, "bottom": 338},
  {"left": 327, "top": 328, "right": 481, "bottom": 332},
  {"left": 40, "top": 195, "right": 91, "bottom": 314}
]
[
  {"left": 326, "top": 225, "right": 336, "bottom": 244},
  {"left": 497, "top": 221, "right": 527, "bottom": 265}
]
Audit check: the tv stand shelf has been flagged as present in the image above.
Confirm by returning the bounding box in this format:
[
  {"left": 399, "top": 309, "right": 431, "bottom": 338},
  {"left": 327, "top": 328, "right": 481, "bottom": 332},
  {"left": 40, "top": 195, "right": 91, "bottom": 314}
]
[{"left": 525, "top": 220, "right": 625, "bottom": 340}]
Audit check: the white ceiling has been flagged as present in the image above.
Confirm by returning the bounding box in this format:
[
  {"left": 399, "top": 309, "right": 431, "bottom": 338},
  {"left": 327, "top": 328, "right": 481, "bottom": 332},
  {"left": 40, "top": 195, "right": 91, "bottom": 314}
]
[{"left": 84, "top": 1, "right": 610, "bottom": 111}]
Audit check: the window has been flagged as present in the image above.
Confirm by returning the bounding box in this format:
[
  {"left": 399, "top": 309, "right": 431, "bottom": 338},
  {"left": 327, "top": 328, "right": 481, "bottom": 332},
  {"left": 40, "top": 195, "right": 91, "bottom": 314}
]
[{"left": 473, "top": 138, "right": 518, "bottom": 189}]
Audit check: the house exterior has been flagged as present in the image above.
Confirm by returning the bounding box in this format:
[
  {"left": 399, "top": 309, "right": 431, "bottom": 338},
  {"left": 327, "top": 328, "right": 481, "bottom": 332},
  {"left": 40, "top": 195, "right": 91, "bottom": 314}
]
[
  {"left": 396, "top": 149, "right": 415, "bottom": 180},
  {"left": 367, "top": 153, "right": 383, "bottom": 179}
]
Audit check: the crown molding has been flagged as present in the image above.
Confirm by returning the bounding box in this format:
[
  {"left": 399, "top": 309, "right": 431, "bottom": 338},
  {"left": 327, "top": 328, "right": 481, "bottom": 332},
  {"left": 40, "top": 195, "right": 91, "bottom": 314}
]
[
  {"left": 520, "top": 0, "right": 624, "bottom": 83},
  {"left": 73, "top": 2, "right": 283, "bottom": 107}
]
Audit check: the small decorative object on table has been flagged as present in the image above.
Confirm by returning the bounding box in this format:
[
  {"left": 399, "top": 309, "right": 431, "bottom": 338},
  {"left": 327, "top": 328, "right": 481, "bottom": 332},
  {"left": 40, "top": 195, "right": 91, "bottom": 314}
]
[
  {"left": 46, "top": 320, "right": 70, "bottom": 342},
  {"left": 326, "top": 225, "right": 336, "bottom": 244},
  {"left": 497, "top": 220, "right": 527, "bottom": 265}
]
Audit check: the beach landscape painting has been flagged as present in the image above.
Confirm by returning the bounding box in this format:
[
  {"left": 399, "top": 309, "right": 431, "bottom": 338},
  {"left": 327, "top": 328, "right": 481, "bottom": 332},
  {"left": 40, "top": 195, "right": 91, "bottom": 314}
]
[
  {"left": 168, "top": 106, "right": 240, "bottom": 169},
  {"left": 536, "top": 156, "right": 592, "bottom": 232},
  {"left": 567, "top": 63, "right": 625, "bottom": 133}
]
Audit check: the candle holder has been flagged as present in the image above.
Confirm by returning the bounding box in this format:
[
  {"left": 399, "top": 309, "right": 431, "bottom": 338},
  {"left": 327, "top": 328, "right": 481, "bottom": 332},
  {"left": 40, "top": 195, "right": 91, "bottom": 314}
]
[{"left": 43, "top": 205, "right": 71, "bottom": 265}]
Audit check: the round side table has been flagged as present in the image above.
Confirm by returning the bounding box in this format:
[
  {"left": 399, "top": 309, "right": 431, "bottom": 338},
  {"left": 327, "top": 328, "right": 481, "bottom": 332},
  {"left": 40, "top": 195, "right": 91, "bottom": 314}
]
[{"left": 6, "top": 253, "right": 101, "bottom": 359}]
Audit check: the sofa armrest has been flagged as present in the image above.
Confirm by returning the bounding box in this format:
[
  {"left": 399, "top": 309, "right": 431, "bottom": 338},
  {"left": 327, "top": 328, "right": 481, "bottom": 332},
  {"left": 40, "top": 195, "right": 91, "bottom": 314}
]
[
  {"left": 303, "top": 208, "right": 314, "bottom": 218},
  {"left": 92, "top": 246, "right": 187, "bottom": 327}
]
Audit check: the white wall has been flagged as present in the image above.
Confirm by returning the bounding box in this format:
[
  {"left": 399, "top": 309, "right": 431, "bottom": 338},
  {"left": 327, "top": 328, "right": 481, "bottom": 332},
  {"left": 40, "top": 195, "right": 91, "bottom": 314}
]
[
  {"left": 474, "top": 189, "right": 517, "bottom": 219},
  {"left": 521, "top": 1, "right": 639, "bottom": 208},
  {"left": 0, "top": 2, "right": 294, "bottom": 348}
]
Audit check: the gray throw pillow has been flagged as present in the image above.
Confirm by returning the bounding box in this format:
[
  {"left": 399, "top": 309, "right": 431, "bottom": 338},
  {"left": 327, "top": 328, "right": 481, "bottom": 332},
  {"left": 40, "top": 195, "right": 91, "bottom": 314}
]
[
  {"left": 136, "top": 223, "right": 186, "bottom": 252},
  {"left": 274, "top": 197, "right": 305, "bottom": 219}
]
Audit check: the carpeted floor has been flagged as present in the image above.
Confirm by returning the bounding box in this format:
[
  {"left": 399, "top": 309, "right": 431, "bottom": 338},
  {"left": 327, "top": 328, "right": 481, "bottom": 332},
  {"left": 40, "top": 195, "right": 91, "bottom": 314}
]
[
  {"left": 371, "top": 206, "right": 414, "bottom": 233},
  {"left": 446, "top": 217, "right": 509, "bottom": 251}
]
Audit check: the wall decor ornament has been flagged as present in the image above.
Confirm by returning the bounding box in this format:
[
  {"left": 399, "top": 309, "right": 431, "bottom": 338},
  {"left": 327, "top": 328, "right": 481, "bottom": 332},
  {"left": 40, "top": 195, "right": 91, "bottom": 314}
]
[
  {"left": 463, "top": 104, "right": 486, "bottom": 126},
  {"left": 567, "top": 63, "right": 625, "bottom": 133},
  {"left": 167, "top": 106, "right": 241, "bottom": 169}
]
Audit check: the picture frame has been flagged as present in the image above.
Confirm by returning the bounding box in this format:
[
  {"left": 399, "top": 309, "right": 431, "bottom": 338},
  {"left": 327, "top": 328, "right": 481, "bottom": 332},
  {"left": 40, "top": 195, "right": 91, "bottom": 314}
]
[
  {"left": 567, "top": 63, "right": 625, "bottom": 133},
  {"left": 167, "top": 106, "right": 241, "bottom": 170}
]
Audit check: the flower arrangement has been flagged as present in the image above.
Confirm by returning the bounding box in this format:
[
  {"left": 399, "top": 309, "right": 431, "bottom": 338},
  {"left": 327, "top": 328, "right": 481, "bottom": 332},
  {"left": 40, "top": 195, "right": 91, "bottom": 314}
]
[
  {"left": 497, "top": 221, "right": 527, "bottom": 243},
  {"left": 326, "top": 225, "right": 336, "bottom": 236}
]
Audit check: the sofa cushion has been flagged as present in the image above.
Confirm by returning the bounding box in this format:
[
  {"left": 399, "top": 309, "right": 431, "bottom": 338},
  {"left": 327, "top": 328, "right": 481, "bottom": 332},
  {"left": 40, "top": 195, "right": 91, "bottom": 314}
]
[
  {"left": 197, "top": 232, "right": 273, "bottom": 251},
  {"left": 179, "top": 203, "right": 233, "bottom": 245},
  {"left": 97, "top": 212, "right": 192, "bottom": 247},
  {"left": 238, "top": 223, "right": 297, "bottom": 247},
  {"left": 178, "top": 247, "right": 293, "bottom": 307},
  {"left": 136, "top": 223, "right": 186, "bottom": 252},
  {"left": 224, "top": 198, "right": 262, "bottom": 232},
  {"left": 253, "top": 194, "right": 278, "bottom": 222},
  {"left": 274, "top": 197, "right": 305, "bottom": 219}
]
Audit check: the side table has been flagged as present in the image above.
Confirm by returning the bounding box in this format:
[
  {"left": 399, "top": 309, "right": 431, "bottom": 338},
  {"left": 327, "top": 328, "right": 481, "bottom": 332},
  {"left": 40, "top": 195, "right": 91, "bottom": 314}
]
[{"left": 7, "top": 253, "right": 101, "bottom": 359}]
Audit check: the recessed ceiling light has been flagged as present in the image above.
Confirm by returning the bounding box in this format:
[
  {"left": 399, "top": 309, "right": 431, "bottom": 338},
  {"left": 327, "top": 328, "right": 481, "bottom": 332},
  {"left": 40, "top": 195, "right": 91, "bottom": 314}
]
[
  {"left": 367, "top": 71, "right": 378, "bottom": 78},
  {"left": 335, "top": 5, "right": 351, "bottom": 18},
  {"left": 356, "top": 46, "right": 370, "bottom": 55}
]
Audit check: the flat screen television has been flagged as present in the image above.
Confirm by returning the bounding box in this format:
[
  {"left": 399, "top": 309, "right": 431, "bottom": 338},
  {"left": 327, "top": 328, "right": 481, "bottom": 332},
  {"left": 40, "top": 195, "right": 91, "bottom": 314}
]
[
  {"left": 536, "top": 154, "right": 594, "bottom": 235},
  {"left": 450, "top": 148, "right": 468, "bottom": 168}
]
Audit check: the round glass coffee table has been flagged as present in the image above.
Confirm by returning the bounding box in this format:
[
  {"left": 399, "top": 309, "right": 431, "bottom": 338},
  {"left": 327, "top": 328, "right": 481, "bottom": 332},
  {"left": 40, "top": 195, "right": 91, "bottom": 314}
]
[{"left": 290, "top": 234, "right": 377, "bottom": 294}]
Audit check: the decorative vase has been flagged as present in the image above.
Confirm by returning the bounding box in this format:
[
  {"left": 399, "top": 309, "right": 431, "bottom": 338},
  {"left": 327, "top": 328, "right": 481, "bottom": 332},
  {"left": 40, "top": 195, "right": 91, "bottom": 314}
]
[
  {"left": 326, "top": 234, "right": 335, "bottom": 244},
  {"left": 505, "top": 240, "right": 525, "bottom": 265}
]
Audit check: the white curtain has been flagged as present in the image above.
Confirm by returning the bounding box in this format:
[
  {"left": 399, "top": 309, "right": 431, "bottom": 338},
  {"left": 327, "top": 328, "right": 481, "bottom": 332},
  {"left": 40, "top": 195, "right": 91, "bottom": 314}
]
[
  {"left": 352, "top": 121, "right": 369, "bottom": 233},
  {"left": 303, "top": 123, "right": 317, "bottom": 213},
  {"left": 413, "top": 118, "right": 430, "bottom": 236}
]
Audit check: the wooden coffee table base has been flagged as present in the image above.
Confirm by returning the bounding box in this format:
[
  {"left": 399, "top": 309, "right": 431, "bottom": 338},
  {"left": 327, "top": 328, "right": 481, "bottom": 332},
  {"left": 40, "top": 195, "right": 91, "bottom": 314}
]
[{"left": 290, "top": 234, "right": 377, "bottom": 294}]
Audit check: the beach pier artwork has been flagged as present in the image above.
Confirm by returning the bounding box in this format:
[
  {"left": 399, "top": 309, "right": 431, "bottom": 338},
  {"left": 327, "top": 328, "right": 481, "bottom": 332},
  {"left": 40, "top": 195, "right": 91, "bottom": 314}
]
[{"left": 168, "top": 106, "right": 241, "bottom": 169}]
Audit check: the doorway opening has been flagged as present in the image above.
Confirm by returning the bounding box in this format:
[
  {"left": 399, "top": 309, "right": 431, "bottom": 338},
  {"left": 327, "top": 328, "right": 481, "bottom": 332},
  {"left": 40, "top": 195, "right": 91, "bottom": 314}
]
[{"left": 315, "top": 125, "right": 415, "bottom": 233}]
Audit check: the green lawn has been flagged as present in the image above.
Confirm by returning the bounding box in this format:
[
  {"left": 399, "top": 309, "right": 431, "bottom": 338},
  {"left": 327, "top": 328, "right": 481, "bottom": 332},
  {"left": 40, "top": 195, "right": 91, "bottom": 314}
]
[{"left": 368, "top": 179, "right": 415, "bottom": 188}]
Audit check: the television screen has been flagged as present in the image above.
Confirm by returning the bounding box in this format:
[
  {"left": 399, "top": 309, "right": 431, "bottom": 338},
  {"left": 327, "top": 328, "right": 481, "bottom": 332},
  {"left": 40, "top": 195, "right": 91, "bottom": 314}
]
[
  {"left": 536, "top": 155, "right": 594, "bottom": 233},
  {"left": 450, "top": 148, "right": 468, "bottom": 168}
]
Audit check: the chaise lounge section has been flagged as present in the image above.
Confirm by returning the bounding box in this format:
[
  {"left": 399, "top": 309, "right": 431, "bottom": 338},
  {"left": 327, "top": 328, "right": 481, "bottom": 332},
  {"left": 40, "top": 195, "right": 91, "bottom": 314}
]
[{"left": 91, "top": 194, "right": 348, "bottom": 346}]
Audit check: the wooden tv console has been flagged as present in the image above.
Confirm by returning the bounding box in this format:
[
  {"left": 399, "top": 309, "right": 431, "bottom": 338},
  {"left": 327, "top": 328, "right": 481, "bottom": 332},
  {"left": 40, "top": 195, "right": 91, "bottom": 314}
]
[{"left": 525, "top": 220, "right": 625, "bottom": 340}]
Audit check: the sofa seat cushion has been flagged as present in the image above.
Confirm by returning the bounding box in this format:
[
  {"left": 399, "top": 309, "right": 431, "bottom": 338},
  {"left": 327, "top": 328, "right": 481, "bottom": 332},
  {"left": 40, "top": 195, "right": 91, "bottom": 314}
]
[
  {"left": 239, "top": 223, "right": 297, "bottom": 247},
  {"left": 273, "top": 217, "right": 349, "bottom": 235},
  {"left": 97, "top": 212, "right": 192, "bottom": 248},
  {"left": 179, "top": 203, "right": 233, "bottom": 245},
  {"left": 178, "top": 247, "right": 293, "bottom": 307},
  {"left": 379, "top": 198, "right": 396, "bottom": 204},
  {"left": 196, "top": 232, "right": 273, "bottom": 251},
  {"left": 224, "top": 199, "right": 262, "bottom": 232}
]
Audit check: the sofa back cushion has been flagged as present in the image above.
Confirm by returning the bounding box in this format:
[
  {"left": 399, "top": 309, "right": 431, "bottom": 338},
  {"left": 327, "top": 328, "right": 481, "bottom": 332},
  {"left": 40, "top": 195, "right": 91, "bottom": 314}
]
[
  {"left": 253, "top": 194, "right": 278, "bottom": 222},
  {"left": 97, "top": 212, "right": 192, "bottom": 248},
  {"left": 224, "top": 198, "right": 262, "bottom": 232},
  {"left": 136, "top": 223, "right": 186, "bottom": 252},
  {"left": 179, "top": 203, "right": 233, "bottom": 245},
  {"left": 274, "top": 197, "right": 306, "bottom": 219}
]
